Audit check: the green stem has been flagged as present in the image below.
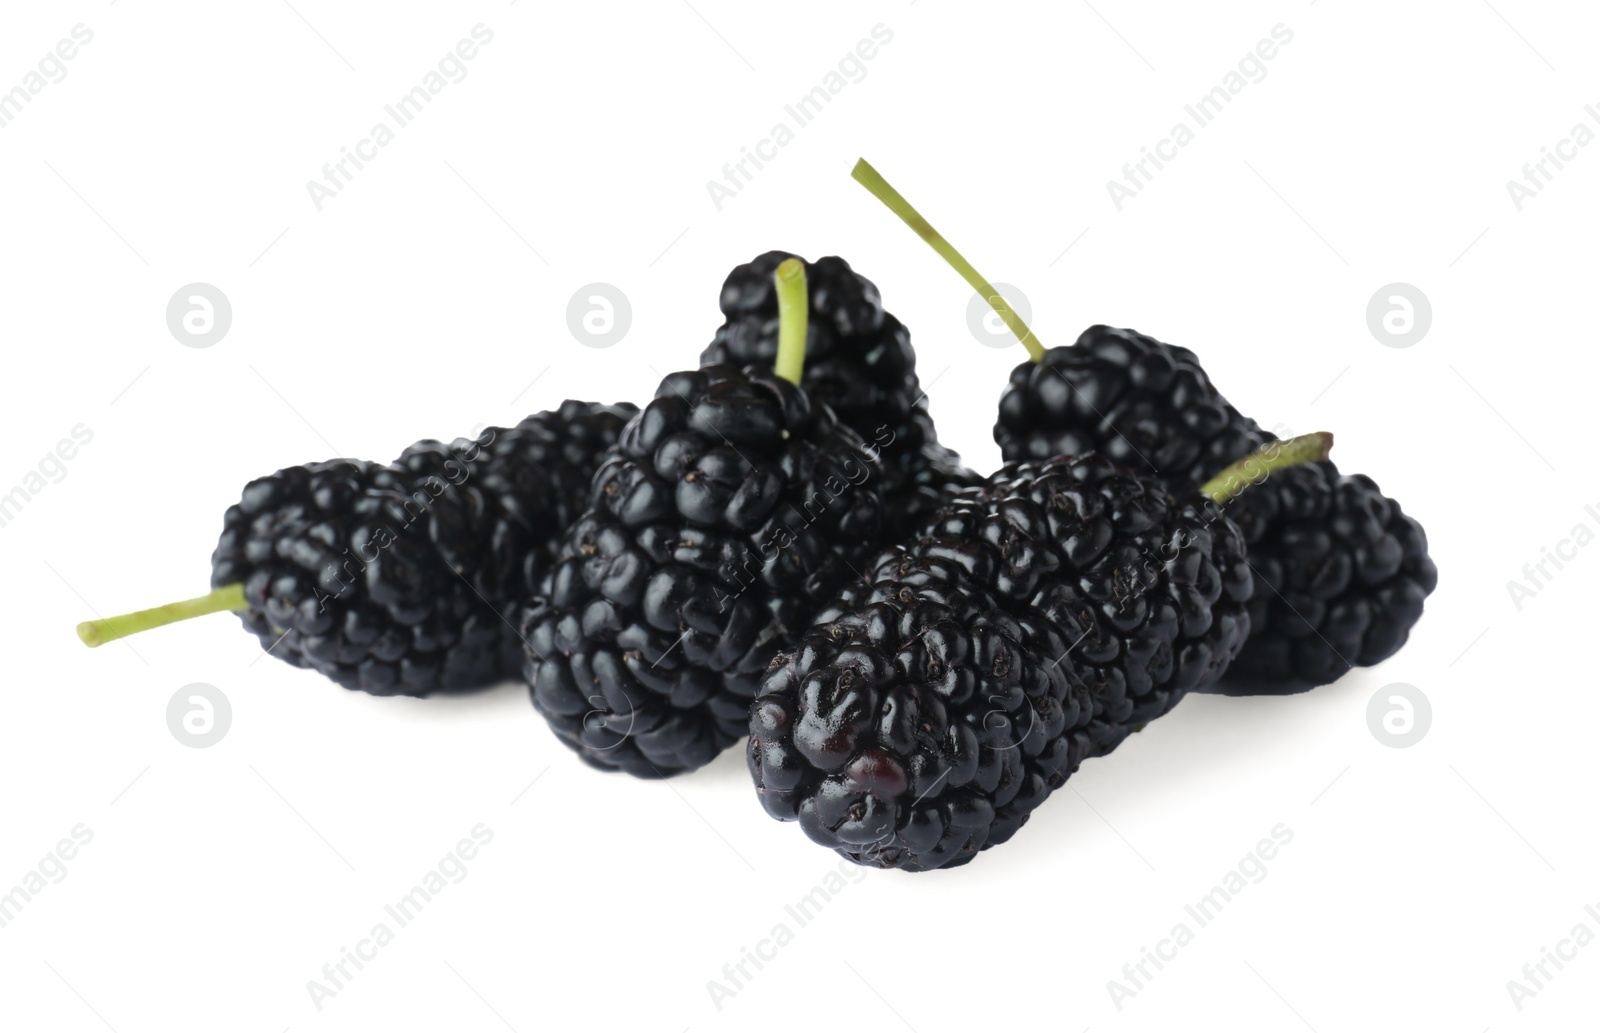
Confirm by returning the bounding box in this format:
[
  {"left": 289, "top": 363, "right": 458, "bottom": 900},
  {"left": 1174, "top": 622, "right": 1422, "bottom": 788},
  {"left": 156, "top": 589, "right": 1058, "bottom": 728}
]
[
  {"left": 77, "top": 583, "right": 249, "bottom": 648},
  {"left": 774, "top": 257, "right": 808, "bottom": 385},
  {"left": 850, "top": 157, "right": 1045, "bottom": 362},
  {"left": 1200, "top": 433, "right": 1334, "bottom": 505}
]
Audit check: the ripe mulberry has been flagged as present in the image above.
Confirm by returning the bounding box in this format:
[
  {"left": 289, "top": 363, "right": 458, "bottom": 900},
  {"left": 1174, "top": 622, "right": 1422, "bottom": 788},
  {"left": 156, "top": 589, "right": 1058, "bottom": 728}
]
[
  {"left": 749, "top": 448, "right": 1255, "bottom": 871},
  {"left": 996, "top": 326, "right": 1268, "bottom": 489},
  {"left": 1225, "top": 463, "right": 1436, "bottom": 685},
  {"left": 995, "top": 325, "right": 1435, "bottom": 687},
  {"left": 210, "top": 457, "right": 508, "bottom": 695},
  {"left": 949, "top": 452, "right": 1254, "bottom": 752},
  {"left": 524, "top": 363, "right": 890, "bottom": 778},
  {"left": 702, "top": 251, "right": 980, "bottom": 534},
  {"left": 751, "top": 570, "right": 1089, "bottom": 872},
  {"left": 84, "top": 401, "right": 636, "bottom": 697}
]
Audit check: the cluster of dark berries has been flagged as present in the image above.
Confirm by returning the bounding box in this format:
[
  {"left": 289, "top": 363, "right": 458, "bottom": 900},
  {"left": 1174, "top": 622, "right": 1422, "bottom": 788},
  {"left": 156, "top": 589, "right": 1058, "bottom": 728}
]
[
  {"left": 514, "top": 252, "right": 988, "bottom": 778},
  {"left": 79, "top": 249, "right": 983, "bottom": 720},
  {"left": 80, "top": 206, "right": 1434, "bottom": 876},
  {"left": 997, "top": 325, "right": 1436, "bottom": 688}
]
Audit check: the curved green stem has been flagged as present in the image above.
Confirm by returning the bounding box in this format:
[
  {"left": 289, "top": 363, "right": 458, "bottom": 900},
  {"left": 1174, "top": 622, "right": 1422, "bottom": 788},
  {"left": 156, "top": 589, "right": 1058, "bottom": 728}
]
[
  {"left": 850, "top": 157, "right": 1045, "bottom": 362},
  {"left": 77, "top": 583, "right": 249, "bottom": 648},
  {"left": 774, "top": 257, "right": 808, "bottom": 385},
  {"left": 1200, "top": 433, "right": 1334, "bottom": 505}
]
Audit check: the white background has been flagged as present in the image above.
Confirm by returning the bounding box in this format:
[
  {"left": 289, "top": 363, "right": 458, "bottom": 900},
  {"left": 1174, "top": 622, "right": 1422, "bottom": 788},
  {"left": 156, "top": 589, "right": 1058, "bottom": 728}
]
[{"left": 0, "top": 1, "right": 1593, "bottom": 1030}]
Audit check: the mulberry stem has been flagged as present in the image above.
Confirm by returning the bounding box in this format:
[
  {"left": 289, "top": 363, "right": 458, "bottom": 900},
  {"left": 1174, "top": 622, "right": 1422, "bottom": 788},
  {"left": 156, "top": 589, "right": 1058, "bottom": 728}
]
[
  {"left": 849, "top": 157, "right": 1045, "bottom": 362},
  {"left": 1200, "top": 433, "right": 1334, "bottom": 505},
  {"left": 774, "top": 258, "right": 808, "bottom": 385},
  {"left": 76, "top": 583, "right": 249, "bottom": 648}
]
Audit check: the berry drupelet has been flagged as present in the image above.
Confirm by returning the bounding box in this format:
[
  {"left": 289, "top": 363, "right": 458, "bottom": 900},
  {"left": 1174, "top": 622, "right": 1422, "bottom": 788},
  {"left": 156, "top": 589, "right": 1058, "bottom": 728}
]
[
  {"left": 524, "top": 260, "right": 891, "bottom": 777},
  {"left": 993, "top": 325, "right": 1436, "bottom": 687},
  {"left": 700, "top": 250, "right": 980, "bottom": 535},
  {"left": 747, "top": 437, "right": 1304, "bottom": 872},
  {"left": 77, "top": 401, "right": 637, "bottom": 696}
]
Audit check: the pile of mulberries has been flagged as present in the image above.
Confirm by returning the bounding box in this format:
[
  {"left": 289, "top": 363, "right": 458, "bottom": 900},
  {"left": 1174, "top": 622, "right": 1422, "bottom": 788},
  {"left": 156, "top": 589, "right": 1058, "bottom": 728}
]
[
  {"left": 210, "top": 401, "right": 636, "bottom": 695},
  {"left": 748, "top": 451, "right": 1254, "bottom": 871},
  {"left": 702, "top": 252, "right": 980, "bottom": 534},
  {"left": 995, "top": 325, "right": 1435, "bottom": 687},
  {"left": 82, "top": 233, "right": 1439, "bottom": 877},
  {"left": 522, "top": 365, "right": 889, "bottom": 778}
]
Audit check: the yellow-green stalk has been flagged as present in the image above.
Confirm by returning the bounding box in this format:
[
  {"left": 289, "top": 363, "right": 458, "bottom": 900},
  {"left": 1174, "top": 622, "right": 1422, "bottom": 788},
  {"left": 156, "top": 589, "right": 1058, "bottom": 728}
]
[
  {"left": 774, "top": 257, "right": 808, "bottom": 385},
  {"left": 850, "top": 157, "right": 1044, "bottom": 362},
  {"left": 1199, "top": 433, "right": 1334, "bottom": 505},
  {"left": 77, "top": 583, "right": 250, "bottom": 648}
]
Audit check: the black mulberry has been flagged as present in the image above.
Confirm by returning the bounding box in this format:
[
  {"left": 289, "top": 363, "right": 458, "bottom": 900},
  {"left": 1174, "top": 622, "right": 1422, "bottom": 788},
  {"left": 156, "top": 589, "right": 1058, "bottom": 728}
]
[
  {"left": 749, "top": 447, "right": 1256, "bottom": 871},
  {"left": 1225, "top": 463, "right": 1436, "bottom": 686},
  {"left": 80, "top": 401, "right": 636, "bottom": 697},
  {"left": 996, "top": 326, "right": 1267, "bottom": 488},
  {"left": 995, "top": 325, "right": 1435, "bottom": 687},
  {"left": 524, "top": 352, "right": 890, "bottom": 777},
  {"left": 702, "top": 251, "right": 980, "bottom": 534}
]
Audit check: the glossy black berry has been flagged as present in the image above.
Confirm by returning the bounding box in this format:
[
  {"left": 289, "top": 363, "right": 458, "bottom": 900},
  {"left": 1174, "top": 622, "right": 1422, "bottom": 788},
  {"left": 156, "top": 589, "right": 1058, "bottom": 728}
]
[
  {"left": 752, "top": 572, "right": 1090, "bottom": 872},
  {"left": 749, "top": 451, "right": 1253, "bottom": 871},
  {"left": 1225, "top": 464, "right": 1437, "bottom": 686},
  {"left": 959, "top": 453, "right": 1252, "bottom": 751},
  {"left": 523, "top": 366, "right": 889, "bottom": 778},
  {"left": 994, "top": 325, "right": 1434, "bottom": 687},
  {"left": 997, "top": 326, "right": 1268, "bottom": 488},
  {"left": 210, "top": 401, "right": 636, "bottom": 696},
  {"left": 702, "top": 251, "right": 980, "bottom": 534}
]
